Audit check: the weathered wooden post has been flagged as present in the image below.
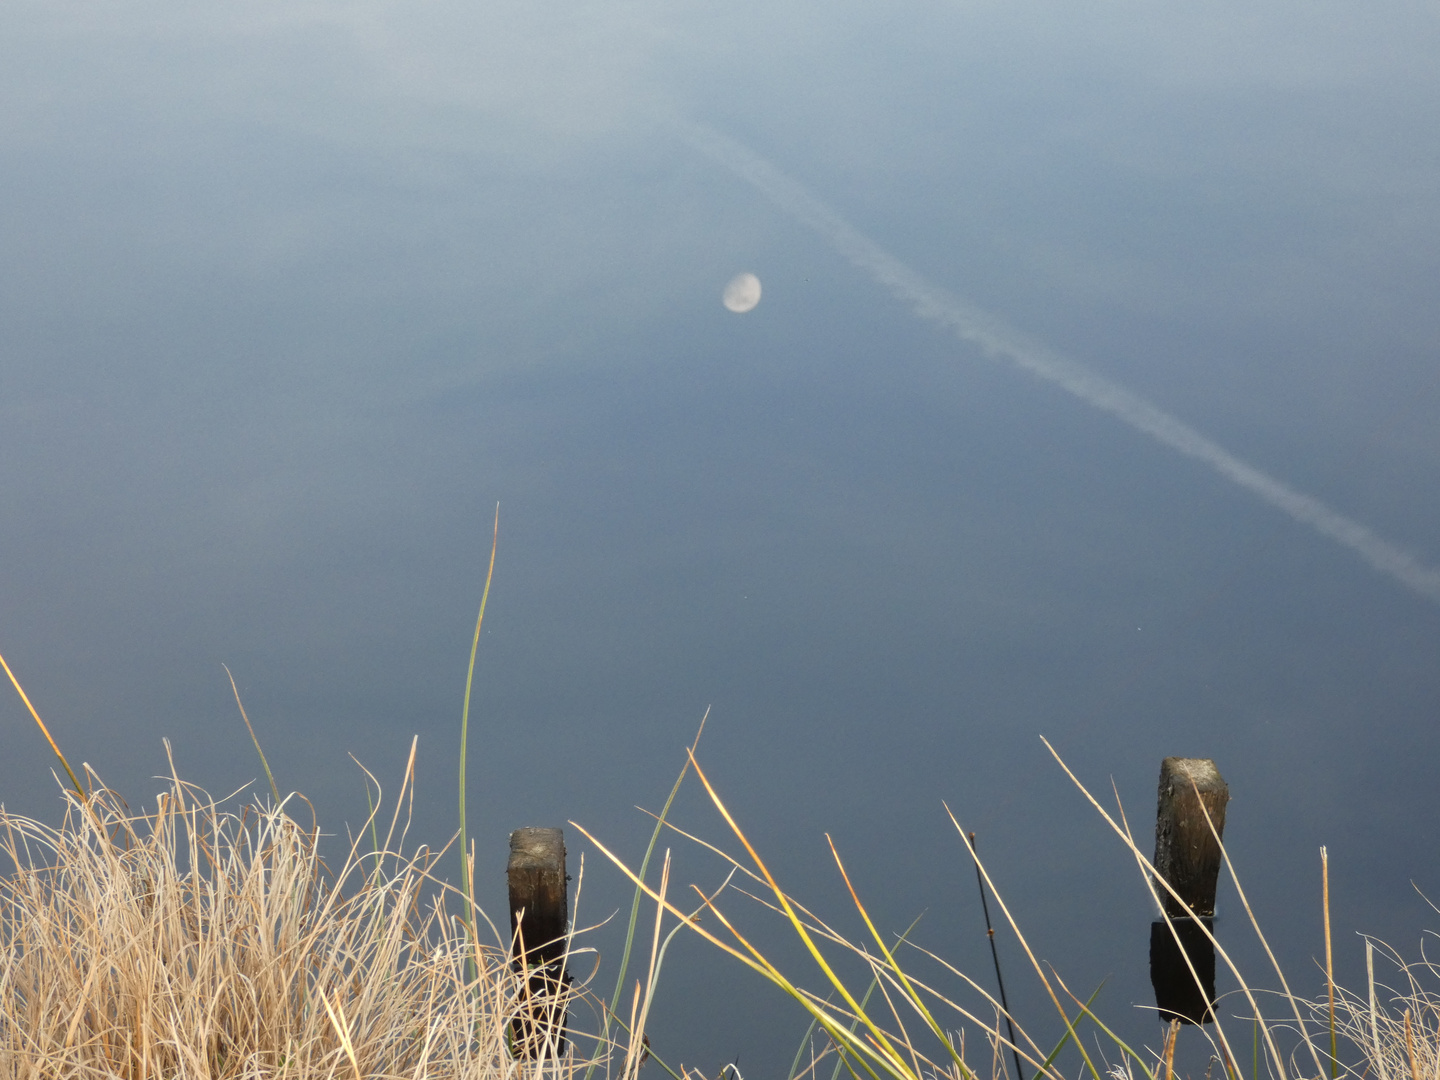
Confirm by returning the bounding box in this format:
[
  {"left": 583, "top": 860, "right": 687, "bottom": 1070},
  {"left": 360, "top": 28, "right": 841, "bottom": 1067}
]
[
  {"left": 508, "top": 827, "right": 570, "bottom": 1059},
  {"left": 1149, "top": 757, "right": 1228, "bottom": 1025}
]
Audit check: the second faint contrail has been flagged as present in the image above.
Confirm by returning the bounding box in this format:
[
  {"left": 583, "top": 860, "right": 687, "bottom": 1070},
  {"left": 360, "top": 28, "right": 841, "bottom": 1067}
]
[{"left": 682, "top": 122, "right": 1440, "bottom": 606}]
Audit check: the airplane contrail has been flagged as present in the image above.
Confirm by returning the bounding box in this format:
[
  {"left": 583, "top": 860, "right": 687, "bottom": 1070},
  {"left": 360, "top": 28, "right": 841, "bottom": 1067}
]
[{"left": 681, "top": 122, "right": 1440, "bottom": 607}]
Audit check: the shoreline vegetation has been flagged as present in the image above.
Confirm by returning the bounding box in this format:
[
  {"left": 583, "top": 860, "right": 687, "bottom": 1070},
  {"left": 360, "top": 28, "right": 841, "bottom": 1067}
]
[
  {"left": 5, "top": 663, "right": 1438, "bottom": 1080},
  {"left": 1, "top": 533, "right": 1434, "bottom": 1077}
]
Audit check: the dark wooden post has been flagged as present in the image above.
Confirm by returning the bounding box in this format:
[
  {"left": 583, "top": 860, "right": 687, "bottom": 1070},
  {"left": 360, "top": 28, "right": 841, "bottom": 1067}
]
[
  {"left": 1150, "top": 757, "right": 1228, "bottom": 1025},
  {"left": 508, "top": 827, "right": 570, "bottom": 1059},
  {"left": 1154, "top": 757, "right": 1229, "bottom": 919}
]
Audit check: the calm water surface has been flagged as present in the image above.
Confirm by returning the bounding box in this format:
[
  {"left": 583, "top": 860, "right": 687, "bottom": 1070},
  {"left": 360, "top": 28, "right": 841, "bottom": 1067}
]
[{"left": 3, "top": 3, "right": 1439, "bottom": 1075}]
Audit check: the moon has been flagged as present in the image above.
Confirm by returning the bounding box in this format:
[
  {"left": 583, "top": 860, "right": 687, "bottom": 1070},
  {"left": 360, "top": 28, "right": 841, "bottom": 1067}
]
[{"left": 722, "top": 272, "right": 762, "bottom": 313}]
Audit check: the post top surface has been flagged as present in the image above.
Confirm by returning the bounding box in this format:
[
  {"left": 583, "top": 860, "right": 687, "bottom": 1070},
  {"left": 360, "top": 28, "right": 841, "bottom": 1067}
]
[
  {"left": 509, "top": 827, "right": 566, "bottom": 866},
  {"left": 1161, "top": 757, "right": 1224, "bottom": 787}
]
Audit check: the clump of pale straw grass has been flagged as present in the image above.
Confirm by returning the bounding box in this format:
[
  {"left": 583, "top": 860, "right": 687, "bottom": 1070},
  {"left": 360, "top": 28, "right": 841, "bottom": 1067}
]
[
  {"left": 1313, "top": 935, "right": 1440, "bottom": 1080},
  {"left": 0, "top": 530, "right": 650, "bottom": 1080},
  {"left": 0, "top": 740, "right": 592, "bottom": 1079}
]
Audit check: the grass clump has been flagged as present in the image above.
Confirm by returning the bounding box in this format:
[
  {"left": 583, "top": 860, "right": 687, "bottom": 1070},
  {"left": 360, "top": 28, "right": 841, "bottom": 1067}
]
[
  {"left": 0, "top": 524, "right": 638, "bottom": 1079},
  {"left": 0, "top": 745, "right": 579, "bottom": 1079},
  {"left": 1323, "top": 937, "right": 1440, "bottom": 1080}
]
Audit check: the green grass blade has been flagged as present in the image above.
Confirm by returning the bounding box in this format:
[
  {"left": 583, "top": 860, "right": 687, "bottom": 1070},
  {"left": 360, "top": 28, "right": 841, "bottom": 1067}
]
[
  {"left": 572, "top": 822, "right": 894, "bottom": 1080},
  {"left": 1030, "top": 985, "right": 1103, "bottom": 1080},
  {"left": 1050, "top": 977, "right": 1154, "bottom": 1080},
  {"left": 685, "top": 753, "right": 911, "bottom": 1078},
  {"left": 223, "top": 663, "right": 280, "bottom": 806},
  {"left": 826, "top": 915, "right": 926, "bottom": 1080},
  {"left": 826, "top": 839, "right": 974, "bottom": 1080},
  {"left": 459, "top": 504, "right": 499, "bottom": 987},
  {"left": 789, "top": 1005, "right": 827, "bottom": 1080}
]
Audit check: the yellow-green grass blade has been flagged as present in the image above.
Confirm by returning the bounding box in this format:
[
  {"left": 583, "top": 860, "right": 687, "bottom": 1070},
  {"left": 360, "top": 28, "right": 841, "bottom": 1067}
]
[
  {"left": 1, "top": 647, "right": 84, "bottom": 799},
  {"left": 1030, "top": 985, "right": 1105, "bottom": 1080},
  {"left": 571, "top": 821, "right": 897, "bottom": 1080},
  {"left": 679, "top": 878, "right": 896, "bottom": 1080},
  {"left": 825, "top": 917, "right": 928, "bottom": 1080},
  {"left": 899, "top": 936, "right": 1060, "bottom": 1073},
  {"left": 1050, "top": 974, "right": 1155, "bottom": 1080},
  {"left": 826, "top": 836, "right": 975, "bottom": 1080},
  {"left": 685, "top": 751, "right": 914, "bottom": 1077},
  {"left": 458, "top": 503, "right": 499, "bottom": 985}
]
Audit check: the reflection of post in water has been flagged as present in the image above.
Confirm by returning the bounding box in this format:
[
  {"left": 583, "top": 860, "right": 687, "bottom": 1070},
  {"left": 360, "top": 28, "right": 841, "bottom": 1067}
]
[{"left": 1149, "top": 757, "right": 1229, "bottom": 1025}]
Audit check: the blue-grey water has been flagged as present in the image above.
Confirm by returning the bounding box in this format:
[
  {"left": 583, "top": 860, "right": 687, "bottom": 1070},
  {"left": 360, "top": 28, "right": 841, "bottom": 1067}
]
[{"left": 3, "top": 4, "right": 1440, "bottom": 1076}]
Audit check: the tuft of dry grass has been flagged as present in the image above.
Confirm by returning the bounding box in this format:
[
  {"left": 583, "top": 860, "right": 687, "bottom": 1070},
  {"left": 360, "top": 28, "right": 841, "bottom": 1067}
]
[
  {"left": 1319, "top": 937, "right": 1440, "bottom": 1080},
  {"left": 0, "top": 745, "right": 595, "bottom": 1079}
]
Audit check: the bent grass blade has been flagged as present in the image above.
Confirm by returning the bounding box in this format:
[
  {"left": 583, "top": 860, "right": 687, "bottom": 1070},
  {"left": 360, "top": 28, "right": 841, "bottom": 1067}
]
[{"left": 459, "top": 503, "right": 499, "bottom": 987}]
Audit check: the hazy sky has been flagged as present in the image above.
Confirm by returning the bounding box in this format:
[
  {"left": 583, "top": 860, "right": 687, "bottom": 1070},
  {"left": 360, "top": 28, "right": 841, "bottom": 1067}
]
[{"left": 3, "top": 1, "right": 1440, "bottom": 1074}]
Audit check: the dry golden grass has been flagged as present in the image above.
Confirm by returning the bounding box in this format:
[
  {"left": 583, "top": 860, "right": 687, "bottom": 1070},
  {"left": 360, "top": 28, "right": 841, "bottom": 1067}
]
[{"left": 0, "top": 745, "right": 593, "bottom": 1080}]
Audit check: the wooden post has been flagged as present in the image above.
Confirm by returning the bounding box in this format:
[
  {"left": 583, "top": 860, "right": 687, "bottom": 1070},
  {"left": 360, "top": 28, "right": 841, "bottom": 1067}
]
[
  {"left": 1154, "top": 757, "right": 1229, "bottom": 919},
  {"left": 1149, "top": 757, "right": 1228, "bottom": 1025},
  {"left": 508, "top": 827, "right": 570, "bottom": 1059}
]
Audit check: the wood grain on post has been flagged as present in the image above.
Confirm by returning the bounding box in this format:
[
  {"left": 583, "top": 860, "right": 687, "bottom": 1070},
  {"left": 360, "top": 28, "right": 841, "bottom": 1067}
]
[
  {"left": 1153, "top": 757, "right": 1228, "bottom": 918},
  {"left": 508, "top": 827, "right": 570, "bottom": 1059},
  {"left": 1150, "top": 757, "right": 1227, "bottom": 1025}
]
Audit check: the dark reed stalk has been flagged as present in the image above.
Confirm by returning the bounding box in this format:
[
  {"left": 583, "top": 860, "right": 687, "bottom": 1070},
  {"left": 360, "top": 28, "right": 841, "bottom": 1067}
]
[{"left": 970, "top": 832, "right": 1024, "bottom": 1080}]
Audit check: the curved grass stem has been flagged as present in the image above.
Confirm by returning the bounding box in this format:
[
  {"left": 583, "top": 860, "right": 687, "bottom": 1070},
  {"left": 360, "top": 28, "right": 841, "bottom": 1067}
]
[{"left": 459, "top": 503, "right": 500, "bottom": 987}]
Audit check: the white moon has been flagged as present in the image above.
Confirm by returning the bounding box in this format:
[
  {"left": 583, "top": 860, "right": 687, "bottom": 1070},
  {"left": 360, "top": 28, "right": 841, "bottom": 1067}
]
[{"left": 722, "top": 272, "right": 762, "bottom": 313}]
